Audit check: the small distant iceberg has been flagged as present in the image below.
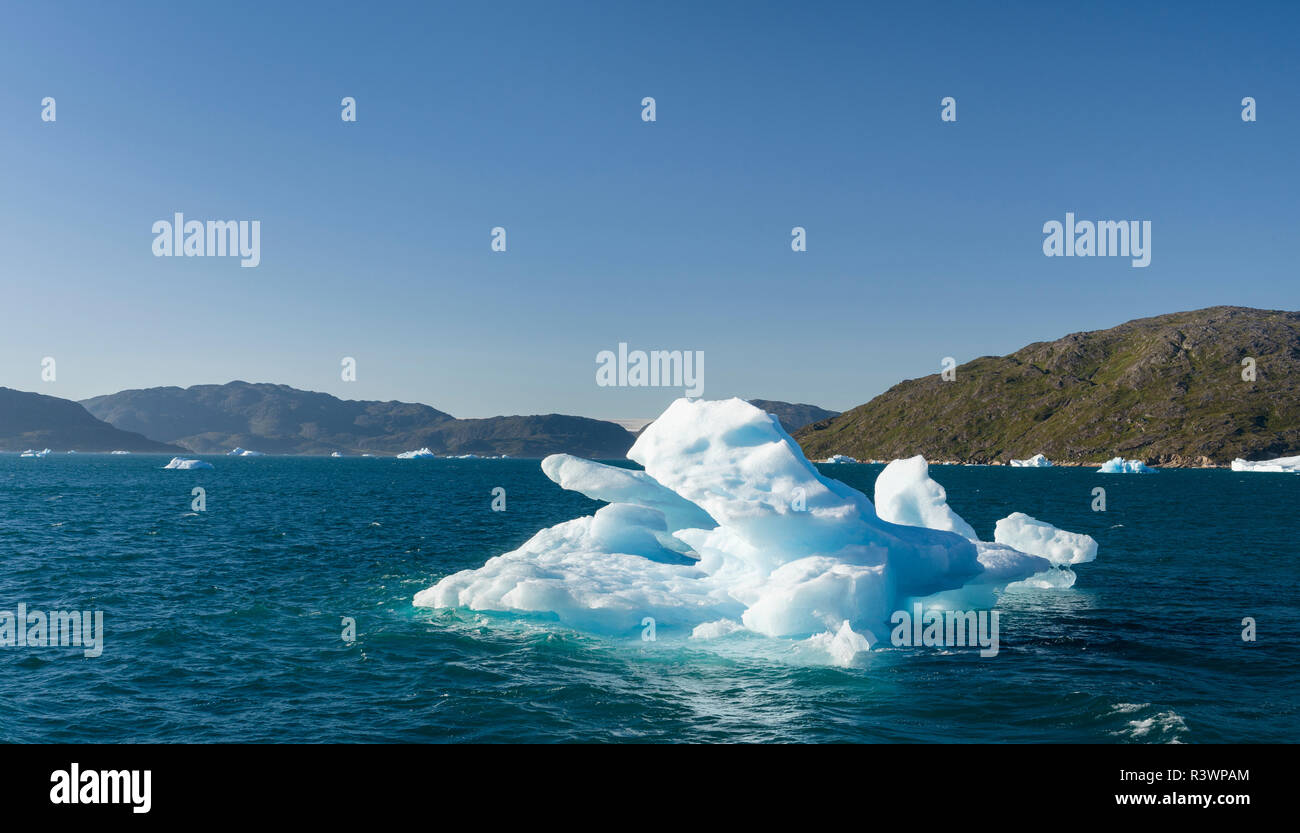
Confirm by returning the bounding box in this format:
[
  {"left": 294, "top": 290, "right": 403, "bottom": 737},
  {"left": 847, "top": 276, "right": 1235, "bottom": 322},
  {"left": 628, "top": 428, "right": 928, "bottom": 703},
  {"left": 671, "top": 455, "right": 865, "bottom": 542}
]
[
  {"left": 330, "top": 451, "right": 344, "bottom": 458},
  {"left": 1231, "top": 454, "right": 1300, "bottom": 473},
  {"left": 396, "top": 447, "right": 436, "bottom": 459},
  {"left": 1010, "top": 453, "right": 1053, "bottom": 468},
  {"left": 1097, "top": 457, "right": 1157, "bottom": 474},
  {"left": 110, "top": 450, "right": 132, "bottom": 455},
  {"left": 20, "top": 448, "right": 51, "bottom": 458},
  {"left": 227, "top": 447, "right": 265, "bottom": 456},
  {"left": 820, "top": 454, "right": 859, "bottom": 464},
  {"left": 163, "top": 457, "right": 214, "bottom": 470}
]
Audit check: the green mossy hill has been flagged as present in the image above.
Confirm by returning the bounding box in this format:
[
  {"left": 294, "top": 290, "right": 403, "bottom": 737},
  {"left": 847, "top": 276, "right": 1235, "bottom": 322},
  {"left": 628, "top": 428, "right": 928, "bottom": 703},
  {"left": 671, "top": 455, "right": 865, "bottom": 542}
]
[{"left": 794, "top": 307, "right": 1300, "bottom": 466}]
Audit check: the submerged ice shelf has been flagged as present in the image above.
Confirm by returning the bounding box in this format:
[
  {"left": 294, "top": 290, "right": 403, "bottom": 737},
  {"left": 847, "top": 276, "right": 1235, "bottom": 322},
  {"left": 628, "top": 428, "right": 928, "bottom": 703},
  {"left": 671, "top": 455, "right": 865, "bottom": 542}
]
[{"left": 414, "top": 398, "right": 1097, "bottom": 666}]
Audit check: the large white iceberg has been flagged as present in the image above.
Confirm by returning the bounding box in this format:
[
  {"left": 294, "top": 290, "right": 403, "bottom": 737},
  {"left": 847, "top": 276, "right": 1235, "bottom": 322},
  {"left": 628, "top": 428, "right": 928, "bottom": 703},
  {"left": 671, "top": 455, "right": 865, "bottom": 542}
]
[
  {"left": 1009, "top": 453, "right": 1053, "bottom": 468},
  {"left": 1231, "top": 454, "right": 1300, "bottom": 473},
  {"left": 414, "top": 398, "right": 1096, "bottom": 665},
  {"left": 163, "top": 457, "right": 214, "bottom": 470},
  {"left": 1097, "top": 457, "right": 1156, "bottom": 474},
  {"left": 396, "top": 447, "right": 436, "bottom": 459}
]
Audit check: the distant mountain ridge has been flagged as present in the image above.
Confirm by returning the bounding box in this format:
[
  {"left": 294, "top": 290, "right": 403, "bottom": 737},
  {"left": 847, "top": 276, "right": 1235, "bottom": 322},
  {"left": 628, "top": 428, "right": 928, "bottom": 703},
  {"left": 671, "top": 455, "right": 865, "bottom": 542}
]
[
  {"left": 795, "top": 306, "right": 1300, "bottom": 466},
  {"left": 81, "top": 381, "right": 634, "bottom": 458},
  {"left": 746, "top": 400, "right": 840, "bottom": 433},
  {"left": 0, "top": 387, "right": 183, "bottom": 453}
]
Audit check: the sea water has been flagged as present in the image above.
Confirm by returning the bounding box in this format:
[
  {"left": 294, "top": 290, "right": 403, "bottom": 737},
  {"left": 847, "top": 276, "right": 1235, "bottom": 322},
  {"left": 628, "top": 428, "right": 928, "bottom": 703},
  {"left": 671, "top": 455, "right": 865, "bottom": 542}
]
[{"left": 0, "top": 455, "right": 1294, "bottom": 742}]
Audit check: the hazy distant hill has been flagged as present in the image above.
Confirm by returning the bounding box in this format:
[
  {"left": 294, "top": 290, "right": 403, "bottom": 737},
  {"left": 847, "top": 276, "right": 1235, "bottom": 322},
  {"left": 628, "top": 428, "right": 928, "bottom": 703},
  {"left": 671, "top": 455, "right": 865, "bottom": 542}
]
[
  {"left": 0, "top": 387, "right": 183, "bottom": 453},
  {"left": 795, "top": 307, "right": 1300, "bottom": 466},
  {"left": 81, "top": 381, "right": 634, "bottom": 457},
  {"left": 746, "top": 400, "right": 840, "bottom": 433}
]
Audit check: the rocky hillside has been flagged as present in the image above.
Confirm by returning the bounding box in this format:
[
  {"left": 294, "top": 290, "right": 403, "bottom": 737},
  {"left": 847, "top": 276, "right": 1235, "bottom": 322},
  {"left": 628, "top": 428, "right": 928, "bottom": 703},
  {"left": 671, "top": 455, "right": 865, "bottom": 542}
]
[
  {"left": 82, "top": 381, "right": 634, "bottom": 458},
  {"left": 0, "top": 388, "right": 183, "bottom": 453},
  {"left": 795, "top": 307, "right": 1300, "bottom": 466}
]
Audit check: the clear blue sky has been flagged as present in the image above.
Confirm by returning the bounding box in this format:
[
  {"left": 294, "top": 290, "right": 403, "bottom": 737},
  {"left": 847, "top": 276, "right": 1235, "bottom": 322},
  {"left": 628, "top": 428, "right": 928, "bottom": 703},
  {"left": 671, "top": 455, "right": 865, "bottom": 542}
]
[{"left": 1, "top": 0, "right": 1295, "bottom": 419}]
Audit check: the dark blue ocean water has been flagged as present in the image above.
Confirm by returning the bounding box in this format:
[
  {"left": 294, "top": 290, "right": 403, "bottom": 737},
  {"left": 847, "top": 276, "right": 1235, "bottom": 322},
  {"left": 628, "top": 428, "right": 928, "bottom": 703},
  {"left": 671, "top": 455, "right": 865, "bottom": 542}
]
[{"left": 0, "top": 454, "right": 1295, "bottom": 743}]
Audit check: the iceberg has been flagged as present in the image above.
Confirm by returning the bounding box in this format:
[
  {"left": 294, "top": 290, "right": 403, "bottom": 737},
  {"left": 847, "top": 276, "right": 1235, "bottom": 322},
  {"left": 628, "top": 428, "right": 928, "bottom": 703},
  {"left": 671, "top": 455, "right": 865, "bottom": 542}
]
[
  {"left": 873, "top": 456, "right": 1076, "bottom": 588},
  {"left": 20, "top": 448, "right": 51, "bottom": 458},
  {"left": 1009, "top": 453, "right": 1052, "bottom": 468},
  {"left": 415, "top": 398, "right": 1096, "bottom": 666},
  {"left": 994, "top": 512, "right": 1097, "bottom": 566},
  {"left": 874, "top": 455, "right": 978, "bottom": 539},
  {"left": 110, "top": 450, "right": 131, "bottom": 455},
  {"left": 396, "top": 447, "right": 435, "bottom": 459},
  {"left": 541, "top": 454, "right": 717, "bottom": 533},
  {"left": 330, "top": 452, "right": 344, "bottom": 458},
  {"left": 1097, "top": 457, "right": 1157, "bottom": 474},
  {"left": 820, "top": 454, "right": 860, "bottom": 464},
  {"left": 1231, "top": 454, "right": 1300, "bottom": 473},
  {"left": 227, "top": 447, "right": 265, "bottom": 456},
  {"left": 163, "top": 457, "right": 214, "bottom": 470}
]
